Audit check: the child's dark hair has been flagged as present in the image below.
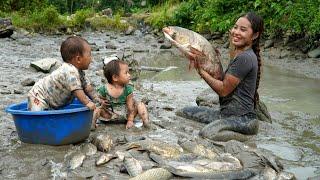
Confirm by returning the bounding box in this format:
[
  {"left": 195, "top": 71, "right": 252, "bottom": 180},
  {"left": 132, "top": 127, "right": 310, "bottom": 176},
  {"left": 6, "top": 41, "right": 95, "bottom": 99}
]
[
  {"left": 103, "top": 59, "right": 127, "bottom": 84},
  {"left": 60, "top": 36, "right": 89, "bottom": 62}
]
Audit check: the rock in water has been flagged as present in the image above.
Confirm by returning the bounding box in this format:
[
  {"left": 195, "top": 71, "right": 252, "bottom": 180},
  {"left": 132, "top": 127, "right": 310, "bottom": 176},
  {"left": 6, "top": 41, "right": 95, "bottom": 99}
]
[
  {"left": 162, "top": 26, "right": 222, "bottom": 79},
  {"left": 0, "top": 18, "right": 14, "bottom": 38},
  {"left": 30, "top": 58, "right": 59, "bottom": 73}
]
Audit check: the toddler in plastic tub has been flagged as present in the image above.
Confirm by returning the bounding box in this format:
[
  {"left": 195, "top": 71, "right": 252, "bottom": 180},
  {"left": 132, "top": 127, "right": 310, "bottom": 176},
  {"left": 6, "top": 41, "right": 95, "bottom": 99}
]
[
  {"left": 27, "top": 36, "right": 102, "bottom": 113},
  {"left": 94, "top": 56, "right": 149, "bottom": 129}
]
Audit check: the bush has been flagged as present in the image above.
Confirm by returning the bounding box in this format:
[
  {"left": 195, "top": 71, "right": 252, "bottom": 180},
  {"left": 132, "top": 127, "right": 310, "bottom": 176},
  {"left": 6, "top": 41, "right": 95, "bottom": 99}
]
[
  {"left": 71, "top": 9, "right": 95, "bottom": 28},
  {"left": 11, "top": 6, "right": 63, "bottom": 32},
  {"left": 146, "top": 0, "right": 320, "bottom": 37},
  {"left": 86, "top": 14, "right": 129, "bottom": 32}
]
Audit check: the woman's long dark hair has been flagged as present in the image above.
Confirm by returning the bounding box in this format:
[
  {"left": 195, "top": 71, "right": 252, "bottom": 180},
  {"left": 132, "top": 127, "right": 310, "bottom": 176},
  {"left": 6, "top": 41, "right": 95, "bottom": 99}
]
[{"left": 244, "top": 12, "right": 264, "bottom": 108}]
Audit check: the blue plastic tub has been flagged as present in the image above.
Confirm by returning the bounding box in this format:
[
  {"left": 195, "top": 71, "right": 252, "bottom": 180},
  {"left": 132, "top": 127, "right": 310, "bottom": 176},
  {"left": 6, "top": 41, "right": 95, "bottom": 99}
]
[{"left": 5, "top": 100, "right": 93, "bottom": 145}]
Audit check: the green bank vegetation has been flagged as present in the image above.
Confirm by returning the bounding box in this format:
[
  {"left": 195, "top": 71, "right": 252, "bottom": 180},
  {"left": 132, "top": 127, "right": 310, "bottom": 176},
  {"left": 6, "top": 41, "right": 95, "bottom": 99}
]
[{"left": 1, "top": 0, "right": 319, "bottom": 38}]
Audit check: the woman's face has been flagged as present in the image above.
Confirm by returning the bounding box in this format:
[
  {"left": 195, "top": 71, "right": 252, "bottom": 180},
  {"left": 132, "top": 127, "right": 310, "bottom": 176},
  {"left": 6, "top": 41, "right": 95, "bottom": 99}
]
[{"left": 230, "top": 17, "right": 254, "bottom": 49}]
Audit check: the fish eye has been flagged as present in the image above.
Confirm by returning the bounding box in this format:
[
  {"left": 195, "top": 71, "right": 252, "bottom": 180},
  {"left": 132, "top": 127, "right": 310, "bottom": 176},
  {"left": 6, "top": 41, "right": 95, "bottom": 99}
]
[{"left": 172, "top": 32, "right": 177, "bottom": 39}]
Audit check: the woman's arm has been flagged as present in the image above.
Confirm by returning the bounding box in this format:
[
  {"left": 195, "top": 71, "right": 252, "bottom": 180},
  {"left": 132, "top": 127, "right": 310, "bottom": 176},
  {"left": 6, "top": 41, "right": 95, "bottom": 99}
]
[{"left": 198, "top": 68, "right": 240, "bottom": 97}]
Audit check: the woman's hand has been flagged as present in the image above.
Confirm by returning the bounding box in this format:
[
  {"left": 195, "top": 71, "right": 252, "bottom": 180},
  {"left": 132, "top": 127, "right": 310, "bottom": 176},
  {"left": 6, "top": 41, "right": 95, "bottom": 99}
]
[{"left": 186, "top": 47, "right": 207, "bottom": 69}]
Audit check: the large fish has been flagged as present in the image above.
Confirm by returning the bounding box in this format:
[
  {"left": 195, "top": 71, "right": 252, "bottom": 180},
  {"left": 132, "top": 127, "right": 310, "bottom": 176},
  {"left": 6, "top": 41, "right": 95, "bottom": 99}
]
[
  {"left": 129, "top": 168, "right": 172, "bottom": 180},
  {"left": 127, "top": 139, "right": 183, "bottom": 158},
  {"left": 162, "top": 26, "right": 223, "bottom": 80},
  {"left": 150, "top": 153, "right": 252, "bottom": 179}
]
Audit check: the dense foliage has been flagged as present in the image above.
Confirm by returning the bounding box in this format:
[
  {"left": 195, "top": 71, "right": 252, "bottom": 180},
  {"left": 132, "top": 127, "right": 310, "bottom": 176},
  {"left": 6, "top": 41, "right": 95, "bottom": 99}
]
[
  {"left": 147, "top": 0, "right": 319, "bottom": 37},
  {"left": 0, "top": 0, "right": 319, "bottom": 37}
]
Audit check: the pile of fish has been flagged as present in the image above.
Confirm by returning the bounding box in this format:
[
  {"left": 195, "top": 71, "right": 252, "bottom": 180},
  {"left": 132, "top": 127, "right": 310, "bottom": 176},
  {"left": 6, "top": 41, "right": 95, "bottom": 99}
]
[{"left": 55, "top": 128, "right": 295, "bottom": 180}]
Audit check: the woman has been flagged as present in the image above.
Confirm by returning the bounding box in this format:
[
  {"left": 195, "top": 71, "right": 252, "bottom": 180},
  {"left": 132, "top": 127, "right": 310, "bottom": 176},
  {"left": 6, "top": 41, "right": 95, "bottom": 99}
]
[{"left": 181, "top": 12, "right": 264, "bottom": 142}]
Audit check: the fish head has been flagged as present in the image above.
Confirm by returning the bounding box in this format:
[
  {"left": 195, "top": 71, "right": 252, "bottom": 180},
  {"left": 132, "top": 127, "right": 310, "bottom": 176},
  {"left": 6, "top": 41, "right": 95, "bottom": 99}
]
[{"left": 163, "top": 26, "right": 190, "bottom": 45}]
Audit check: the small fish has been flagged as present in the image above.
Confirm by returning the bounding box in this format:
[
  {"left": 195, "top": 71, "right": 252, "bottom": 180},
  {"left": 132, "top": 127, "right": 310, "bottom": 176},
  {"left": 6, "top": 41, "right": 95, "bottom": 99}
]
[
  {"left": 68, "top": 153, "right": 86, "bottom": 170},
  {"left": 129, "top": 168, "right": 172, "bottom": 180},
  {"left": 179, "top": 139, "right": 218, "bottom": 159},
  {"left": 123, "top": 156, "right": 143, "bottom": 177},
  {"left": 127, "top": 139, "right": 183, "bottom": 158},
  {"left": 92, "top": 133, "right": 113, "bottom": 152},
  {"left": 163, "top": 26, "right": 222, "bottom": 79},
  {"left": 81, "top": 143, "right": 97, "bottom": 156},
  {"left": 96, "top": 153, "right": 117, "bottom": 166}
]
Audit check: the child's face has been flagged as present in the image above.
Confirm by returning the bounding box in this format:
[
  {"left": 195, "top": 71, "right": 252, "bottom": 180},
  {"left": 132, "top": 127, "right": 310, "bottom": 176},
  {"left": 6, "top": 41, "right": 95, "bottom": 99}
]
[
  {"left": 77, "top": 43, "right": 92, "bottom": 70},
  {"left": 116, "top": 63, "right": 131, "bottom": 85}
]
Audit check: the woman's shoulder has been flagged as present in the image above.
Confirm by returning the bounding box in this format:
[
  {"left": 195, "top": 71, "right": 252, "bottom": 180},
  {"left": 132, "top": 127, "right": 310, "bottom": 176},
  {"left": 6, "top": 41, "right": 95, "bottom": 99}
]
[{"left": 237, "top": 48, "right": 255, "bottom": 59}]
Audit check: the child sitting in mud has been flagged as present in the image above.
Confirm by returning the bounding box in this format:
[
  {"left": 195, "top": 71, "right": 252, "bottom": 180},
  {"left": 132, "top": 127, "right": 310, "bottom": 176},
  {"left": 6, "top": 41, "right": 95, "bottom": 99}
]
[
  {"left": 93, "top": 57, "right": 149, "bottom": 129},
  {"left": 28, "top": 36, "right": 100, "bottom": 112}
]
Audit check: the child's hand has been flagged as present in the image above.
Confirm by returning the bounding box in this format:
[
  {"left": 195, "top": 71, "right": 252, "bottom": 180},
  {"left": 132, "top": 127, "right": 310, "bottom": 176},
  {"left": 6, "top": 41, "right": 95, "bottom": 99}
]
[
  {"left": 126, "top": 120, "right": 134, "bottom": 129},
  {"left": 86, "top": 101, "right": 96, "bottom": 110}
]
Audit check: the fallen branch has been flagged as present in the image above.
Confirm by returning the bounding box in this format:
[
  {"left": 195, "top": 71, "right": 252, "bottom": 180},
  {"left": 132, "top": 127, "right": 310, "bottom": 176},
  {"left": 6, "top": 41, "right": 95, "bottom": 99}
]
[{"left": 130, "top": 66, "right": 178, "bottom": 72}]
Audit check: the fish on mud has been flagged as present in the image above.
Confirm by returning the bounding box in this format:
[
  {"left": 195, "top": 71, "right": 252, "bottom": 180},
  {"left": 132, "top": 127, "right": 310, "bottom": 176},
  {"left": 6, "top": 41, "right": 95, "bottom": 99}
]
[
  {"left": 129, "top": 168, "right": 172, "bottom": 180},
  {"left": 150, "top": 153, "right": 249, "bottom": 179},
  {"left": 81, "top": 143, "right": 97, "bottom": 156},
  {"left": 179, "top": 139, "right": 218, "bottom": 159},
  {"left": 127, "top": 139, "right": 183, "bottom": 158},
  {"left": 162, "top": 26, "right": 223, "bottom": 80},
  {"left": 68, "top": 153, "right": 86, "bottom": 170},
  {"left": 92, "top": 133, "right": 113, "bottom": 152},
  {"left": 96, "top": 153, "right": 117, "bottom": 166},
  {"left": 123, "top": 155, "right": 143, "bottom": 177}
]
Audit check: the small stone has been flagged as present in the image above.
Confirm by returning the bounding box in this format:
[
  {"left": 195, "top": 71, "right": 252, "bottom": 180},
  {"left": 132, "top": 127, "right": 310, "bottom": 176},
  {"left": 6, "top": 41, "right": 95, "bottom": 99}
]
[
  {"left": 264, "top": 39, "right": 274, "bottom": 49},
  {"left": 13, "top": 89, "right": 23, "bottom": 94},
  {"left": 307, "top": 47, "right": 320, "bottom": 58},
  {"left": 21, "top": 78, "right": 35, "bottom": 86},
  {"left": 0, "top": 89, "right": 11, "bottom": 94},
  {"left": 160, "top": 43, "right": 172, "bottom": 49},
  {"left": 105, "top": 43, "right": 117, "bottom": 49},
  {"left": 30, "top": 58, "right": 59, "bottom": 73},
  {"left": 125, "top": 26, "right": 135, "bottom": 36}
]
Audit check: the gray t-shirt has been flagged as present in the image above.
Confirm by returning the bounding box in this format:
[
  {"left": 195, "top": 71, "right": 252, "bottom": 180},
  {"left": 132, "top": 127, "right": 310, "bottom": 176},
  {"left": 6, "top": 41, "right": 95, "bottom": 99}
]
[{"left": 220, "top": 48, "right": 258, "bottom": 117}]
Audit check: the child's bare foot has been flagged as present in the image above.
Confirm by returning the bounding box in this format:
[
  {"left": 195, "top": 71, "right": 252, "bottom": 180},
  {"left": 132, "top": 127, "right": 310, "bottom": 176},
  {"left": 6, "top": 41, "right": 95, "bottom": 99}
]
[{"left": 126, "top": 120, "right": 134, "bottom": 129}]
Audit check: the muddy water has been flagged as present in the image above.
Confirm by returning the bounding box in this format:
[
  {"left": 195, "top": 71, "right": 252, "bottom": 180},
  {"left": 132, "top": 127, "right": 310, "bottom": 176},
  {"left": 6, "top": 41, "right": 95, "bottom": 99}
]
[{"left": 0, "top": 31, "right": 319, "bottom": 179}]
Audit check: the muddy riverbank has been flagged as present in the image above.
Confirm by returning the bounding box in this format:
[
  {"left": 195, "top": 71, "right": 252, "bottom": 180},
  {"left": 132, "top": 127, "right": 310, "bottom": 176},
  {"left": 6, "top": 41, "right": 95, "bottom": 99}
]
[{"left": 0, "top": 30, "right": 319, "bottom": 179}]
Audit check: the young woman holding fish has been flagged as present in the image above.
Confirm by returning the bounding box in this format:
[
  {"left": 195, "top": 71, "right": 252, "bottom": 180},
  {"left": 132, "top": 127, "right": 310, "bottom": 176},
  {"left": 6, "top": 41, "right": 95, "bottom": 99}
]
[{"left": 181, "top": 12, "right": 264, "bottom": 142}]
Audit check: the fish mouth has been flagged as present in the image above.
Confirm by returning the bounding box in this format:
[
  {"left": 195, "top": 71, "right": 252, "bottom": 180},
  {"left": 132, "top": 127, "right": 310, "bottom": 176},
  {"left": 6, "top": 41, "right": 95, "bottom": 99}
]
[
  {"left": 162, "top": 27, "right": 170, "bottom": 34},
  {"left": 162, "top": 27, "right": 174, "bottom": 37}
]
